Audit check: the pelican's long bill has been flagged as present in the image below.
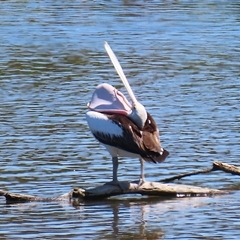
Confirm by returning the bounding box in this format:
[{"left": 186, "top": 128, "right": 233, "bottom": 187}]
[
  {"left": 104, "top": 42, "right": 137, "bottom": 105},
  {"left": 104, "top": 42, "right": 147, "bottom": 129}
]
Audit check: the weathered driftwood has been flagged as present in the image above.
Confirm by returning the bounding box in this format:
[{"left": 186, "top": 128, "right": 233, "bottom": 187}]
[
  {"left": 0, "top": 181, "right": 227, "bottom": 204},
  {"left": 212, "top": 161, "right": 240, "bottom": 175},
  {"left": 160, "top": 167, "right": 212, "bottom": 183},
  {"left": 0, "top": 190, "right": 43, "bottom": 203},
  {"left": 160, "top": 161, "right": 240, "bottom": 182},
  {"left": 0, "top": 190, "right": 71, "bottom": 203},
  {"left": 70, "top": 181, "right": 226, "bottom": 200},
  {"left": 1, "top": 161, "right": 239, "bottom": 204}
]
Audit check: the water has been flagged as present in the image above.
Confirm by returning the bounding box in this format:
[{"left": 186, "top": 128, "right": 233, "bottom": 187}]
[{"left": 1, "top": 1, "right": 240, "bottom": 239}]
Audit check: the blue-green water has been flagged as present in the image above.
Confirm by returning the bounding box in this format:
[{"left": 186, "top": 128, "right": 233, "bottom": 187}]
[{"left": 1, "top": 1, "right": 240, "bottom": 239}]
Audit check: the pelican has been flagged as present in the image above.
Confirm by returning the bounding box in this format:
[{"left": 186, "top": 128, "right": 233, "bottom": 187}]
[{"left": 86, "top": 42, "right": 169, "bottom": 187}]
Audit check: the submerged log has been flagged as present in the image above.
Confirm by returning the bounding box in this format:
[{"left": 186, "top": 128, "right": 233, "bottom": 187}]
[
  {"left": 160, "top": 161, "right": 240, "bottom": 183},
  {"left": 71, "top": 181, "right": 226, "bottom": 200},
  {"left": 0, "top": 181, "right": 227, "bottom": 204},
  {"left": 1, "top": 161, "right": 239, "bottom": 204},
  {"left": 0, "top": 190, "right": 42, "bottom": 203},
  {"left": 0, "top": 189, "right": 71, "bottom": 203},
  {"left": 212, "top": 161, "right": 240, "bottom": 176},
  {"left": 160, "top": 167, "right": 212, "bottom": 183}
]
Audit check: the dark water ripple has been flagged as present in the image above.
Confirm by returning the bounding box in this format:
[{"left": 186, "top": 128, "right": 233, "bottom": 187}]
[{"left": 1, "top": 1, "right": 240, "bottom": 239}]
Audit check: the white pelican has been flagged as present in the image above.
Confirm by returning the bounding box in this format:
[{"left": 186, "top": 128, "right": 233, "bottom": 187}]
[{"left": 86, "top": 42, "right": 169, "bottom": 187}]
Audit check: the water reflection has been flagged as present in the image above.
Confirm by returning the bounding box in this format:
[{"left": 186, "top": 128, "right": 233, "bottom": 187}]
[
  {"left": 72, "top": 197, "right": 167, "bottom": 239},
  {"left": 102, "top": 200, "right": 164, "bottom": 240},
  {"left": 2, "top": 192, "right": 239, "bottom": 239}
]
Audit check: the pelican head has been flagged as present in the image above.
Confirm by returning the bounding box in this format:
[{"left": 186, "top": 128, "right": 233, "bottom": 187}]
[
  {"left": 87, "top": 83, "right": 147, "bottom": 129},
  {"left": 104, "top": 41, "right": 148, "bottom": 130},
  {"left": 128, "top": 100, "right": 147, "bottom": 130}
]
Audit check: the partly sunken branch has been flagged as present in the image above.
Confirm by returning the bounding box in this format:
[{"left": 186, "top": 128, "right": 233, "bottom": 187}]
[
  {"left": 0, "top": 181, "right": 226, "bottom": 204},
  {"left": 160, "top": 161, "right": 240, "bottom": 183},
  {"left": 1, "top": 161, "right": 240, "bottom": 204}
]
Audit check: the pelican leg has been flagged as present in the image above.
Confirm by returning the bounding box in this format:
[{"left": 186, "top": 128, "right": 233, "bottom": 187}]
[
  {"left": 104, "top": 156, "right": 127, "bottom": 191},
  {"left": 112, "top": 156, "right": 119, "bottom": 183},
  {"left": 139, "top": 158, "right": 146, "bottom": 186},
  {"left": 105, "top": 156, "right": 119, "bottom": 185}
]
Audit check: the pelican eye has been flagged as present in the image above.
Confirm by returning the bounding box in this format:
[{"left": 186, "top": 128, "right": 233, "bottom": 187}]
[
  {"left": 129, "top": 125, "right": 133, "bottom": 132},
  {"left": 148, "top": 119, "right": 151, "bottom": 125}
]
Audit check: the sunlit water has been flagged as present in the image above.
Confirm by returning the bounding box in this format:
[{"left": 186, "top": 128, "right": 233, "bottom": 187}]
[{"left": 1, "top": 1, "right": 240, "bottom": 239}]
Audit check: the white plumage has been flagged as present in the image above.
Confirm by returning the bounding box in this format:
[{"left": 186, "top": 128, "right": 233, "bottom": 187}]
[{"left": 86, "top": 111, "right": 123, "bottom": 137}]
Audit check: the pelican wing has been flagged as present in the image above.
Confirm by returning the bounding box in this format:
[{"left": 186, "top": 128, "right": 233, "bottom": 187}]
[
  {"left": 86, "top": 110, "right": 169, "bottom": 164},
  {"left": 106, "top": 114, "right": 166, "bottom": 163},
  {"left": 89, "top": 113, "right": 144, "bottom": 157}
]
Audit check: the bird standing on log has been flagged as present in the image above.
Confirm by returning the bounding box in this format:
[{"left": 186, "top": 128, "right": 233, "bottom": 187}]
[{"left": 86, "top": 42, "right": 169, "bottom": 187}]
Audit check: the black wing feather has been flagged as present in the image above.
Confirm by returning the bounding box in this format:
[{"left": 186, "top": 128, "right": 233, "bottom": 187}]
[{"left": 92, "top": 113, "right": 168, "bottom": 163}]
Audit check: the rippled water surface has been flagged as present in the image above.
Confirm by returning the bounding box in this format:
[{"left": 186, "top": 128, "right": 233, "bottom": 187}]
[{"left": 1, "top": 1, "right": 240, "bottom": 239}]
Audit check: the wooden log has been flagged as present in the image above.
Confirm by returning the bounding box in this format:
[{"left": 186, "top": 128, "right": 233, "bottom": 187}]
[
  {"left": 160, "top": 167, "right": 212, "bottom": 183},
  {"left": 159, "top": 161, "right": 240, "bottom": 183},
  {"left": 1, "top": 161, "right": 239, "bottom": 204},
  {"left": 0, "top": 190, "right": 43, "bottom": 203},
  {"left": 212, "top": 161, "right": 240, "bottom": 175},
  {"left": 0, "top": 181, "right": 227, "bottom": 204},
  {"left": 70, "top": 181, "right": 227, "bottom": 202}
]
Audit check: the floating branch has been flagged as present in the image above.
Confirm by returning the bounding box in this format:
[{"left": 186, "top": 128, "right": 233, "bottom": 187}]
[
  {"left": 0, "top": 190, "right": 43, "bottom": 203},
  {"left": 0, "top": 190, "right": 72, "bottom": 204},
  {"left": 1, "top": 161, "right": 239, "bottom": 204},
  {"left": 0, "top": 181, "right": 227, "bottom": 204},
  {"left": 160, "top": 167, "right": 212, "bottom": 183},
  {"left": 212, "top": 161, "right": 240, "bottom": 176},
  {"left": 70, "top": 181, "right": 226, "bottom": 202},
  {"left": 160, "top": 161, "right": 240, "bottom": 183}
]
